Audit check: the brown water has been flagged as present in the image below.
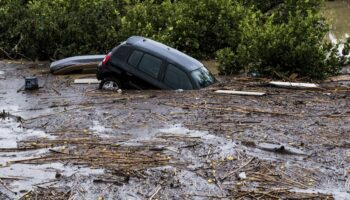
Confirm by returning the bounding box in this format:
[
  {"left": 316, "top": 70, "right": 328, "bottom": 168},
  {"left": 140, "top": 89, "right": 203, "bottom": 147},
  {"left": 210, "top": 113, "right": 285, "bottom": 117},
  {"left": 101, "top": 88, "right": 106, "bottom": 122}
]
[{"left": 325, "top": 0, "right": 350, "bottom": 40}]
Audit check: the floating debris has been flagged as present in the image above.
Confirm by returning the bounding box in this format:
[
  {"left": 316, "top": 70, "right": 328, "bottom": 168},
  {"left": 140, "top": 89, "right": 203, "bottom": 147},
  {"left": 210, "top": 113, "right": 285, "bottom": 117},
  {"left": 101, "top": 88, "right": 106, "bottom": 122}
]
[
  {"left": 215, "top": 90, "right": 266, "bottom": 96},
  {"left": 74, "top": 79, "right": 101, "bottom": 84},
  {"left": 269, "top": 81, "right": 319, "bottom": 89},
  {"left": 50, "top": 55, "right": 105, "bottom": 75}
]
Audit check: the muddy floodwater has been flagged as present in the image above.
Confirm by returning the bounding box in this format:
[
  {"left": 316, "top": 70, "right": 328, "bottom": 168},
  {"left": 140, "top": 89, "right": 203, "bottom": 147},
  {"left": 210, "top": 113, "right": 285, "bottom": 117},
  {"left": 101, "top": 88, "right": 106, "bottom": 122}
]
[
  {"left": 325, "top": 0, "right": 350, "bottom": 40},
  {"left": 0, "top": 61, "right": 349, "bottom": 199}
]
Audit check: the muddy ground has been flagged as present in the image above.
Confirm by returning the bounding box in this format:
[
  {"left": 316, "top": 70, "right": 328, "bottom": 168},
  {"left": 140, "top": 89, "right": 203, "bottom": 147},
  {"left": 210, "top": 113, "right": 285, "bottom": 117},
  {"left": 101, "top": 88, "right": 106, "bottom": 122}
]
[{"left": 0, "top": 60, "right": 349, "bottom": 200}]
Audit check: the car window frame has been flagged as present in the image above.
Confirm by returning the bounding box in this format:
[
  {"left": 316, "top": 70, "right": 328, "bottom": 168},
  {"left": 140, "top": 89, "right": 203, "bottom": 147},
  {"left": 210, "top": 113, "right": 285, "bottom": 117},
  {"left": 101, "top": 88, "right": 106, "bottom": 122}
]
[
  {"left": 127, "top": 50, "right": 144, "bottom": 67},
  {"left": 163, "top": 63, "right": 194, "bottom": 90},
  {"left": 137, "top": 53, "right": 164, "bottom": 80},
  {"left": 126, "top": 49, "right": 165, "bottom": 81}
]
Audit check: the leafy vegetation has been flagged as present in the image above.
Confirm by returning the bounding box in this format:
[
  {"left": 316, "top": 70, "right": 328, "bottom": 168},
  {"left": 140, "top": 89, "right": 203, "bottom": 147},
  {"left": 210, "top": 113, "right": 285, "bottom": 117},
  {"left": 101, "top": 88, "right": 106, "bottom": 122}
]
[
  {"left": 217, "top": 0, "right": 346, "bottom": 79},
  {"left": 119, "top": 0, "right": 248, "bottom": 58},
  {"left": 0, "top": 0, "right": 121, "bottom": 59},
  {"left": 0, "top": 0, "right": 348, "bottom": 79},
  {"left": 217, "top": 0, "right": 343, "bottom": 79}
]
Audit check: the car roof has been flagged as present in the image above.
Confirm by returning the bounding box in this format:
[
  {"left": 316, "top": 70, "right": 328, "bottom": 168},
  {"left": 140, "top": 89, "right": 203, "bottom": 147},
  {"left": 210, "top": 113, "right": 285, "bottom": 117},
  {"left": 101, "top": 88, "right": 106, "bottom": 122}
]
[{"left": 126, "top": 36, "right": 203, "bottom": 72}]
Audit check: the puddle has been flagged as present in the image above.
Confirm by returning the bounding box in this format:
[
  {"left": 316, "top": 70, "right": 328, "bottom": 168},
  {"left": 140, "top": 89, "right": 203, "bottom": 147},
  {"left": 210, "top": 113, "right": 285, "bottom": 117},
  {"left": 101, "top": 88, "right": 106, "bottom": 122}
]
[
  {"left": 0, "top": 118, "right": 55, "bottom": 148},
  {"left": 0, "top": 162, "right": 104, "bottom": 197}
]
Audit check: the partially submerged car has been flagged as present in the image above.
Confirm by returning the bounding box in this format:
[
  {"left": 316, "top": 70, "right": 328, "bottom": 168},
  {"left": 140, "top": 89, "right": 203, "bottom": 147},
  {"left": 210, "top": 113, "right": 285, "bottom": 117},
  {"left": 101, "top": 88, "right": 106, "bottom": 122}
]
[{"left": 97, "top": 36, "right": 216, "bottom": 90}]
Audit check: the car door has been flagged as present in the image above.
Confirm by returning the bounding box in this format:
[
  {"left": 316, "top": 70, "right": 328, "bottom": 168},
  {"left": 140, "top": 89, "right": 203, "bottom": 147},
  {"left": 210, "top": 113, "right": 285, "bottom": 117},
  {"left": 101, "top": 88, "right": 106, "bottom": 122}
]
[
  {"left": 125, "top": 50, "right": 170, "bottom": 89},
  {"left": 163, "top": 63, "right": 194, "bottom": 90}
]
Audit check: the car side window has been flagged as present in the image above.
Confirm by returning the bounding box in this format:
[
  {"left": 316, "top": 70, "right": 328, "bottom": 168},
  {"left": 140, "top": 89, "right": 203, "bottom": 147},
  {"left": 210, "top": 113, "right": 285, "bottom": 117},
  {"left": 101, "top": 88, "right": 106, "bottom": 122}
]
[
  {"left": 138, "top": 54, "right": 162, "bottom": 79},
  {"left": 111, "top": 45, "right": 129, "bottom": 63},
  {"left": 164, "top": 64, "right": 193, "bottom": 90},
  {"left": 128, "top": 50, "right": 143, "bottom": 67}
]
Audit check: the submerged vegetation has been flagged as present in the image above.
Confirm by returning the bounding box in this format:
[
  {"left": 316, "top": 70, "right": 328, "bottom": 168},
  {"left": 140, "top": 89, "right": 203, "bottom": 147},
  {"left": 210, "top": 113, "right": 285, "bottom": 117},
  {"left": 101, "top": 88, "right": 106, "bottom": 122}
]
[{"left": 0, "top": 0, "right": 349, "bottom": 79}]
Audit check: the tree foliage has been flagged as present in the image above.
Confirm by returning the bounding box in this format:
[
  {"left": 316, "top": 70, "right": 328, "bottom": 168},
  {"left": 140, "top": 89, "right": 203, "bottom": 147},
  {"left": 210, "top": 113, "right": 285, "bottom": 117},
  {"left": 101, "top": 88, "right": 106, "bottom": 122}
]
[
  {"left": 119, "top": 0, "right": 247, "bottom": 58},
  {"left": 216, "top": 0, "right": 346, "bottom": 79},
  {"left": 1, "top": 0, "right": 121, "bottom": 59},
  {"left": 0, "top": 0, "right": 347, "bottom": 79}
]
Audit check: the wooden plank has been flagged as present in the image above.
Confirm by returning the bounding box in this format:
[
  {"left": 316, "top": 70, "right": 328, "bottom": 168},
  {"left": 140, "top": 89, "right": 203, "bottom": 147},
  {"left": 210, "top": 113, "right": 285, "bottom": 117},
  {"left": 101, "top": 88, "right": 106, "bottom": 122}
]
[
  {"left": 74, "top": 79, "right": 101, "bottom": 84},
  {"left": 214, "top": 90, "right": 265, "bottom": 96},
  {"left": 269, "top": 81, "right": 319, "bottom": 88}
]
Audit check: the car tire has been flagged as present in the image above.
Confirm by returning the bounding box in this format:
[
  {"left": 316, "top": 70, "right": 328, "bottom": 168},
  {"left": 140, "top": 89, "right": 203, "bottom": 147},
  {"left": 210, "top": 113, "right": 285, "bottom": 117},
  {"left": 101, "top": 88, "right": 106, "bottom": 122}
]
[{"left": 99, "top": 77, "right": 122, "bottom": 91}]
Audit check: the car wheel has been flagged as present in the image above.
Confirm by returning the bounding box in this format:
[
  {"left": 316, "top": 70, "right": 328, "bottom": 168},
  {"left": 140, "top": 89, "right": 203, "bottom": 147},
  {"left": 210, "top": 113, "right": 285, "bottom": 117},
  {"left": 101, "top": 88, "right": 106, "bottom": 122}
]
[{"left": 99, "top": 77, "right": 122, "bottom": 91}]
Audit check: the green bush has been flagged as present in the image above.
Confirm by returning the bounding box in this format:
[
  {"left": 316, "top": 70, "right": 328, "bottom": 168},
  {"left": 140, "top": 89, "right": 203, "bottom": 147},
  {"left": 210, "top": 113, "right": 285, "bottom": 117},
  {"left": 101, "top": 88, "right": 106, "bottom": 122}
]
[
  {"left": 120, "top": 0, "right": 247, "bottom": 58},
  {"left": 216, "top": 0, "right": 343, "bottom": 79},
  {"left": 1, "top": 0, "right": 121, "bottom": 60},
  {"left": 0, "top": 0, "right": 346, "bottom": 79},
  {"left": 0, "top": 0, "right": 26, "bottom": 58}
]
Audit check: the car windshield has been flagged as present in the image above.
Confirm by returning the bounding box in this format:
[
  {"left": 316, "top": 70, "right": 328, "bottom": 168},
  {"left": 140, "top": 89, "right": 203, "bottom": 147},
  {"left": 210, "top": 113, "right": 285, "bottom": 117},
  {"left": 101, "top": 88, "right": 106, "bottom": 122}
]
[{"left": 191, "top": 67, "right": 216, "bottom": 88}]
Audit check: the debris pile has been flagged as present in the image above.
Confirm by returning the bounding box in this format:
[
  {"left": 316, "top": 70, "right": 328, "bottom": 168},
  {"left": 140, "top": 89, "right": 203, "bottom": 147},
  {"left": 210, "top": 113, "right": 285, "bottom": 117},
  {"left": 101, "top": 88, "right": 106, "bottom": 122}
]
[
  {"left": 231, "top": 188, "right": 334, "bottom": 200},
  {"left": 14, "top": 136, "right": 171, "bottom": 177},
  {"left": 20, "top": 188, "right": 71, "bottom": 200}
]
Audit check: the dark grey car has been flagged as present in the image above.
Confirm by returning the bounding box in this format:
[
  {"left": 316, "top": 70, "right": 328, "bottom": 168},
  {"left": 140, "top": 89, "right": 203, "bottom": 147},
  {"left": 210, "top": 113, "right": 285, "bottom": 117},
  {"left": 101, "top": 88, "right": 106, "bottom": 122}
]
[{"left": 97, "top": 36, "right": 216, "bottom": 90}]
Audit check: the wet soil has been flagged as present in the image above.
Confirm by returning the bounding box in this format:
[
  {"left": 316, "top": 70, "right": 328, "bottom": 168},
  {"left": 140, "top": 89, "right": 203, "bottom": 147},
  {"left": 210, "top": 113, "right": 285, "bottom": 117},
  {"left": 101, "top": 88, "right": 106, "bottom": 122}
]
[{"left": 0, "top": 60, "right": 349, "bottom": 199}]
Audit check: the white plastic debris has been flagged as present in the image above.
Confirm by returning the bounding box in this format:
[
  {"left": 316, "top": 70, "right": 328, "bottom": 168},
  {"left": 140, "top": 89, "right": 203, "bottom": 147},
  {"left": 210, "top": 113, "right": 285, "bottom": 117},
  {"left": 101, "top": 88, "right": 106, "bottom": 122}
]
[
  {"left": 215, "top": 90, "right": 265, "bottom": 96},
  {"left": 0, "top": 71, "right": 4, "bottom": 79},
  {"left": 238, "top": 172, "right": 247, "bottom": 180},
  {"left": 269, "top": 81, "right": 319, "bottom": 89},
  {"left": 74, "top": 79, "right": 101, "bottom": 84},
  {"left": 175, "top": 89, "right": 184, "bottom": 93}
]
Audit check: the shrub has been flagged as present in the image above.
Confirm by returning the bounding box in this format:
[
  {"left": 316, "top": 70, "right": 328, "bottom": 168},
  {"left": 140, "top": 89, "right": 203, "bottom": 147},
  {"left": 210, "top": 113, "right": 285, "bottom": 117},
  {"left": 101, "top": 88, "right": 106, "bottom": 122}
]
[
  {"left": 1, "top": 0, "right": 122, "bottom": 60},
  {"left": 216, "top": 0, "right": 342, "bottom": 79},
  {"left": 0, "top": 0, "right": 26, "bottom": 58},
  {"left": 216, "top": 48, "right": 244, "bottom": 75},
  {"left": 0, "top": 0, "right": 345, "bottom": 79},
  {"left": 120, "top": 0, "right": 247, "bottom": 58}
]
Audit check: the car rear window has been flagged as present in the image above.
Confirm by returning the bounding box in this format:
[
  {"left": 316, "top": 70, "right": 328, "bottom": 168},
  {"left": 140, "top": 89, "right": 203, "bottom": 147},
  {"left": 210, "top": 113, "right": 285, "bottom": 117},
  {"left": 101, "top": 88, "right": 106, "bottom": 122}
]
[
  {"left": 128, "top": 50, "right": 143, "bottom": 67},
  {"left": 164, "top": 64, "right": 193, "bottom": 90},
  {"left": 138, "top": 54, "right": 162, "bottom": 79}
]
